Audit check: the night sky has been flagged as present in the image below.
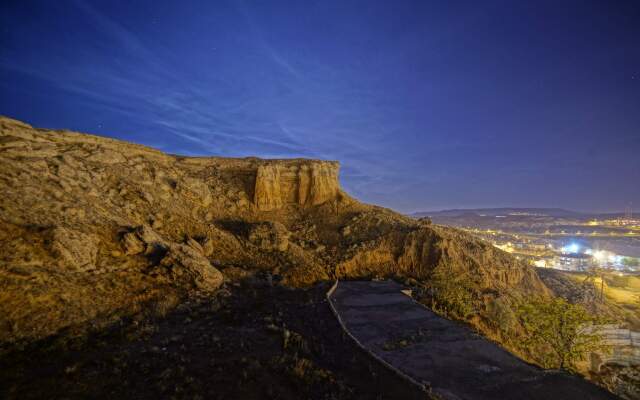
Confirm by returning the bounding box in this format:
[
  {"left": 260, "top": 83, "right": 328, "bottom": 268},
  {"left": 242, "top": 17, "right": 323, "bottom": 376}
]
[{"left": 1, "top": 1, "right": 639, "bottom": 213}]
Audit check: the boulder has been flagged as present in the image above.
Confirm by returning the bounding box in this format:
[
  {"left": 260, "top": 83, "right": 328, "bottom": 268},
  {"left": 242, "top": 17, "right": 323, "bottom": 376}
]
[
  {"left": 248, "top": 221, "right": 290, "bottom": 252},
  {"left": 186, "top": 237, "right": 204, "bottom": 254},
  {"left": 160, "top": 243, "right": 224, "bottom": 292},
  {"left": 121, "top": 224, "right": 167, "bottom": 255},
  {"left": 122, "top": 231, "right": 145, "bottom": 255}
]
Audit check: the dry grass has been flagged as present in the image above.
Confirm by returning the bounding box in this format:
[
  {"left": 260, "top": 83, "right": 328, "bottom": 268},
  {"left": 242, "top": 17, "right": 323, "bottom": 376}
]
[{"left": 565, "top": 272, "right": 640, "bottom": 308}]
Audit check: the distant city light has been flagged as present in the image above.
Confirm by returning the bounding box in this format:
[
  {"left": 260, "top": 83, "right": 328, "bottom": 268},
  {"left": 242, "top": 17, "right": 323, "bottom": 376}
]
[
  {"left": 562, "top": 243, "right": 580, "bottom": 254},
  {"left": 593, "top": 250, "right": 607, "bottom": 261},
  {"left": 534, "top": 259, "right": 547, "bottom": 268},
  {"left": 460, "top": 216, "right": 640, "bottom": 274}
]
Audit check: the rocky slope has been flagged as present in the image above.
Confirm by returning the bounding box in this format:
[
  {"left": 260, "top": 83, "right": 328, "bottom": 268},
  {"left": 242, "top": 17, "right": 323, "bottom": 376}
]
[{"left": 0, "top": 116, "right": 550, "bottom": 352}]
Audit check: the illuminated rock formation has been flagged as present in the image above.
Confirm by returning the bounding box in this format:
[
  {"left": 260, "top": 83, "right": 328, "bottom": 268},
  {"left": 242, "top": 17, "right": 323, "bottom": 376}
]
[
  {"left": 253, "top": 161, "right": 340, "bottom": 211},
  {"left": 254, "top": 164, "right": 284, "bottom": 211}
]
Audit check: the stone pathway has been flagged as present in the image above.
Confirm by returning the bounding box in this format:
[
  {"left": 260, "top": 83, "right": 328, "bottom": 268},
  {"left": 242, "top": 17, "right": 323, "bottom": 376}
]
[{"left": 328, "top": 280, "right": 619, "bottom": 400}]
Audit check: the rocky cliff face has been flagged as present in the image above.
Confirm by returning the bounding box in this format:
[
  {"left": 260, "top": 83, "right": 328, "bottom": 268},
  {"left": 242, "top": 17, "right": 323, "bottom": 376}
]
[
  {"left": 0, "top": 116, "right": 551, "bottom": 352},
  {"left": 254, "top": 161, "right": 340, "bottom": 211}
]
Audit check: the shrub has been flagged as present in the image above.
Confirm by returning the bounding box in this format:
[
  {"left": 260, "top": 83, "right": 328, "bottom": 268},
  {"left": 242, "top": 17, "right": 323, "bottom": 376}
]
[
  {"left": 487, "top": 297, "right": 517, "bottom": 334},
  {"left": 518, "top": 297, "right": 604, "bottom": 370},
  {"left": 426, "top": 268, "right": 475, "bottom": 320}
]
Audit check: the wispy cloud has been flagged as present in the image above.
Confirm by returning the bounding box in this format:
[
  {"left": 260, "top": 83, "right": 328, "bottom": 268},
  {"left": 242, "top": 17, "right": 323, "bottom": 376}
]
[
  {"left": 233, "top": 0, "right": 302, "bottom": 80},
  {"left": 0, "top": 1, "right": 507, "bottom": 212}
]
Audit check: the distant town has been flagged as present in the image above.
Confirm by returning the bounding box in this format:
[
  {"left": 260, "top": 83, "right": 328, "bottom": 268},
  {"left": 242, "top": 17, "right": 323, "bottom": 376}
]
[{"left": 414, "top": 208, "right": 640, "bottom": 274}]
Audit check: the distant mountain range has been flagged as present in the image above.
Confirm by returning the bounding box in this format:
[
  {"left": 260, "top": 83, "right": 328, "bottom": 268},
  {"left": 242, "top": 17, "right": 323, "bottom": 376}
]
[{"left": 410, "top": 208, "right": 626, "bottom": 219}]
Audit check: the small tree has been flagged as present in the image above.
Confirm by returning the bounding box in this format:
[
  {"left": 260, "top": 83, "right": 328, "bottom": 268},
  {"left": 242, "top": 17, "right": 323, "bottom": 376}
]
[{"left": 518, "top": 298, "right": 603, "bottom": 370}]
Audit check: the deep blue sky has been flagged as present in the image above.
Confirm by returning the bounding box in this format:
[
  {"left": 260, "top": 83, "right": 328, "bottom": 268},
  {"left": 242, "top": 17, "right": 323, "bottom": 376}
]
[{"left": 1, "top": 1, "right": 639, "bottom": 213}]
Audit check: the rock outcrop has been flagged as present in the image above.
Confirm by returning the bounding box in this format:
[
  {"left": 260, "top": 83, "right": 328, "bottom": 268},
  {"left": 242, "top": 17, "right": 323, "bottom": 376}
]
[
  {"left": 247, "top": 222, "right": 291, "bottom": 252},
  {"left": 254, "top": 165, "right": 283, "bottom": 211},
  {"left": 335, "top": 211, "right": 548, "bottom": 295},
  {"left": 158, "top": 242, "right": 224, "bottom": 293},
  {"left": 581, "top": 325, "right": 640, "bottom": 399},
  {"left": 254, "top": 161, "right": 340, "bottom": 211}
]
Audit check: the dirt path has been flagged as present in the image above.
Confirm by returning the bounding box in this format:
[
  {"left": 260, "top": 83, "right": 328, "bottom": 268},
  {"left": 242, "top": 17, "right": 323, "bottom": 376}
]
[{"left": 328, "top": 280, "right": 619, "bottom": 400}]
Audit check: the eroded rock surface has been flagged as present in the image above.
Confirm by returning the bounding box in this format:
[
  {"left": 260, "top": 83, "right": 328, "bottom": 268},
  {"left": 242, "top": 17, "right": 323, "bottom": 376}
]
[
  {"left": 248, "top": 222, "right": 290, "bottom": 252},
  {"left": 158, "top": 242, "right": 224, "bottom": 293},
  {"left": 0, "top": 116, "right": 549, "bottom": 358},
  {"left": 49, "top": 227, "right": 99, "bottom": 272},
  {"left": 254, "top": 161, "right": 340, "bottom": 211}
]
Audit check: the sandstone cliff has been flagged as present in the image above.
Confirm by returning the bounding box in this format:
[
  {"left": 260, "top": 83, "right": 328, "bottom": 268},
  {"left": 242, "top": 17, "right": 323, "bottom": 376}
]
[
  {"left": 0, "top": 116, "right": 550, "bottom": 351},
  {"left": 254, "top": 161, "right": 340, "bottom": 211}
]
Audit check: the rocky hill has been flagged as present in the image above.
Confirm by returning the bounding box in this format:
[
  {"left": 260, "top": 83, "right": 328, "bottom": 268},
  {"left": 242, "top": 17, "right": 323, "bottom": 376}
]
[{"left": 0, "top": 116, "right": 550, "bottom": 352}]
